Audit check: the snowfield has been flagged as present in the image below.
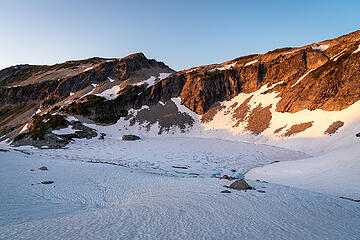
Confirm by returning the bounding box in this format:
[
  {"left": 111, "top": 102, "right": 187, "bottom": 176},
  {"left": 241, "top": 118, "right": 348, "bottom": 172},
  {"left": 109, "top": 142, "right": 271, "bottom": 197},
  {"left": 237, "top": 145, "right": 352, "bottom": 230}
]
[
  {"left": 1, "top": 95, "right": 360, "bottom": 239},
  {"left": 1, "top": 147, "right": 359, "bottom": 240},
  {"left": 28, "top": 137, "right": 308, "bottom": 179},
  {"left": 246, "top": 142, "right": 360, "bottom": 199}
]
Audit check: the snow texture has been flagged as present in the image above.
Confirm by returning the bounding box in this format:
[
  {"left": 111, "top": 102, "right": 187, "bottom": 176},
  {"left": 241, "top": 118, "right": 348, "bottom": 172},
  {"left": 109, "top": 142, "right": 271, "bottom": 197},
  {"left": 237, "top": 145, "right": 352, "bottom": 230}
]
[{"left": 1, "top": 145, "right": 359, "bottom": 239}]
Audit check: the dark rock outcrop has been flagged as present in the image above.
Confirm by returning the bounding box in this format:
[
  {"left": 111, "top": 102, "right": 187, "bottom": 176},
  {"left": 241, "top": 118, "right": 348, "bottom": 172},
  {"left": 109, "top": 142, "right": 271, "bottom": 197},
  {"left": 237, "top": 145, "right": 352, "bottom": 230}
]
[
  {"left": 228, "top": 179, "right": 253, "bottom": 190},
  {"left": 122, "top": 134, "right": 141, "bottom": 141}
]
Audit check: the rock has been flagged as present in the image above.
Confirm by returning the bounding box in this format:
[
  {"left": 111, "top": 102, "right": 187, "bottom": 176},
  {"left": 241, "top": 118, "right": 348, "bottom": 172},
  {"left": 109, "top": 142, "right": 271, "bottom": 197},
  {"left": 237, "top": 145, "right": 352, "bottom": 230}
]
[
  {"left": 38, "top": 166, "right": 48, "bottom": 171},
  {"left": 256, "top": 179, "right": 268, "bottom": 183},
  {"left": 228, "top": 179, "right": 253, "bottom": 190},
  {"left": 257, "top": 190, "right": 266, "bottom": 193},
  {"left": 270, "top": 160, "right": 280, "bottom": 164},
  {"left": 30, "top": 169, "right": 34, "bottom": 171},
  {"left": 99, "top": 133, "right": 106, "bottom": 140},
  {"left": 356, "top": 133, "right": 360, "bottom": 137},
  {"left": 221, "top": 190, "right": 231, "bottom": 193},
  {"left": 339, "top": 196, "right": 360, "bottom": 202},
  {"left": 220, "top": 175, "right": 236, "bottom": 181},
  {"left": 172, "top": 166, "right": 189, "bottom": 169},
  {"left": 41, "top": 181, "right": 54, "bottom": 184},
  {"left": 0, "top": 149, "right": 9, "bottom": 152},
  {"left": 122, "top": 134, "right": 141, "bottom": 141}
]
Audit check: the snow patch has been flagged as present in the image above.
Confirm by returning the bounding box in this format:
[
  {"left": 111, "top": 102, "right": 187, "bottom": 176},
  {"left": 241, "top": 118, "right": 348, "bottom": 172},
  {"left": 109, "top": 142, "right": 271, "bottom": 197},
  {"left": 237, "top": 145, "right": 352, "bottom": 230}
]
[
  {"left": 291, "top": 69, "right": 315, "bottom": 87},
  {"left": 245, "top": 59, "right": 258, "bottom": 66},
  {"left": 136, "top": 76, "right": 156, "bottom": 87},
  {"left": 19, "top": 123, "right": 29, "bottom": 134},
  {"left": 95, "top": 85, "right": 121, "bottom": 100},
  {"left": 216, "top": 62, "right": 236, "bottom": 71},
  {"left": 83, "top": 67, "right": 94, "bottom": 72},
  {"left": 331, "top": 48, "right": 347, "bottom": 61},
  {"left": 312, "top": 44, "right": 329, "bottom": 51},
  {"left": 66, "top": 116, "right": 78, "bottom": 122},
  {"left": 353, "top": 44, "right": 360, "bottom": 54},
  {"left": 159, "top": 73, "right": 172, "bottom": 80},
  {"left": 52, "top": 126, "right": 77, "bottom": 135}
]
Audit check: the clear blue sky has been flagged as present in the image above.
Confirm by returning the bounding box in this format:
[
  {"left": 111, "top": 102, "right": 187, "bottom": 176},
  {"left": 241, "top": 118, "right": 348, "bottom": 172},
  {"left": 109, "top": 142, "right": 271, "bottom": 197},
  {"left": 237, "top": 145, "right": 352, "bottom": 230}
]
[{"left": 0, "top": 0, "right": 359, "bottom": 71}]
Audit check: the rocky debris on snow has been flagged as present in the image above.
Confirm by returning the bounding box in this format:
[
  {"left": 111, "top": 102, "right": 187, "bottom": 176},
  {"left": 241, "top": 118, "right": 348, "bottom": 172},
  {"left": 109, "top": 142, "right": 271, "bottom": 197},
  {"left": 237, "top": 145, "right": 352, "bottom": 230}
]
[
  {"left": 130, "top": 101, "right": 194, "bottom": 134},
  {"left": 340, "top": 196, "right": 360, "bottom": 202},
  {"left": 270, "top": 161, "right": 280, "bottom": 164},
  {"left": 283, "top": 122, "right": 314, "bottom": 137},
  {"left": 38, "top": 166, "right": 48, "bottom": 171},
  {"left": 13, "top": 149, "right": 31, "bottom": 155},
  {"left": 227, "top": 179, "right": 253, "bottom": 190},
  {"left": 356, "top": 133, "right": 360, "bottom": 137},
  {"left": 12, "top": 117, "right": 97, "bottom": 149},
  {"left": 324, "top": 121, "right": 344, "bottom": 135},
  {"left": 99, "top": 133, "right": 106, "bottom": 140},
  {"left": 0, "top": 149, "right": 9, "bottom": 152},
  {"left": 245, "top": 104, "right": 272, "bottom": 135},
  {"left": 122, "top": 134, "right": 141, "bottom": 141},
  {"left": 30, "top": 169, "right": 34, "bottom": 171},
  {"left": 41, "top": 181, "right": 54, "bottom": 185},
  {"left": 221, "top": 190, "right": 231, "bottom": 193},
  {"left": 172, "top": 165, "right": 190, "bottom": 169},
  {"left": 219, "top": 175, "right": 237, "bottom": 181},
  {"left": 256, "top": 179, "right": 268, "bottom": 183},
  {"left": 257, "top": 190, "right": 266, "bottom": 193}
]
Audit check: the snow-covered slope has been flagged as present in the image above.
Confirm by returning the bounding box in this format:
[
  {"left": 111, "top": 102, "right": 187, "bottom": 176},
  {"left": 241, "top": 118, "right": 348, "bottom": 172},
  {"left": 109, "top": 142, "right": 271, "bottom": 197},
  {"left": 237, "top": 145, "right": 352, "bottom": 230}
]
[
  {"left": 1, "top": 147, "right": 359, "bottom": 239},
  {"left": 246, "top": 142, "right": 360, "bottom": 199}
]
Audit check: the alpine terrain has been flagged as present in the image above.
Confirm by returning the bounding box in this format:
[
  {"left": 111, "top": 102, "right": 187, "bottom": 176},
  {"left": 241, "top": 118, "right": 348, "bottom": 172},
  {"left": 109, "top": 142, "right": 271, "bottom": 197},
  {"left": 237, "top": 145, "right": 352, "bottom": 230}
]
[{"left": 1, "top": 30, "right": 360, "bottom": 239}]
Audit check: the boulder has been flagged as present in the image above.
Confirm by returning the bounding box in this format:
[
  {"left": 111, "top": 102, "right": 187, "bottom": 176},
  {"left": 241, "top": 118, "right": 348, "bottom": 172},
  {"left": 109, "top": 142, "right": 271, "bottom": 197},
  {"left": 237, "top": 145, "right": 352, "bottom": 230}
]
[
  {"left": 122, "top": 134, "right": 141, "bottom": 141},
  {"left": 221, "top": 190, "right": 231, "bottom": 193},
  {"left": 228, "top": 179, "right": 253, "bottom": 190},
  {"left": 41, "top": 181, "right": 54, "bottom": 184}
]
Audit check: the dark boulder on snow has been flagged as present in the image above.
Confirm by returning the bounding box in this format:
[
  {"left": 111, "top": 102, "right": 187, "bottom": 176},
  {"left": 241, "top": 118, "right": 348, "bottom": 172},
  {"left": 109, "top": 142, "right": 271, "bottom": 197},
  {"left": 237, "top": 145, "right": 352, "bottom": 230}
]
[
  {"left": 228, "top": 179, "right": 253, "bottom": 190},
  {"left": 221, "top": 190, "right": 231, "bottom": 193},
  {"left": 122, "top": 134, "right": 141, "bottom": 141},
  {"left": 220, "top": 175, "right": 236, "bottom": 181},
  {"left": 41, "top": 181, "right": 54, "bottom": 184},
  {"left": 356, "top": 133, "right": 360, "bottom": 137},
  {"left": 38, "top": 166, "right": 48, "bottom": 171}
]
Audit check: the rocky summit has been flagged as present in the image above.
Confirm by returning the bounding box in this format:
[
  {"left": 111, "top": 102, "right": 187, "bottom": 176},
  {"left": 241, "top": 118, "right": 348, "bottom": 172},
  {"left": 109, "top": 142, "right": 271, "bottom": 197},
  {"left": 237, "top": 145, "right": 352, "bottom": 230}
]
[{"left": 1, "top": 30, "right": 360, "bottom": 148}]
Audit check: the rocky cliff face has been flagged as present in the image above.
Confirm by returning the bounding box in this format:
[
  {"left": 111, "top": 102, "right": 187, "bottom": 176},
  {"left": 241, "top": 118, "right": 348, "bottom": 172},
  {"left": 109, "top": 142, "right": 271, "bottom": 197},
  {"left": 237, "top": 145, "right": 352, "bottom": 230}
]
[
  {"left": 86, "top": 30, "right": 360, "bottom": 117},
  {"left": 0, "top": 53, "right": 174, "bottom": 139},
  {"left": 1, "top": 30, "right": 360, "bottom": 146}
]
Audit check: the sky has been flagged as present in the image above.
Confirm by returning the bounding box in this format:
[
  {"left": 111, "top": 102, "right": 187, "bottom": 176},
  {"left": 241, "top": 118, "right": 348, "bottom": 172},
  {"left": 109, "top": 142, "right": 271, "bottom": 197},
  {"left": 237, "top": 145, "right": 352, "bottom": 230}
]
[{"left": 0, "top": 0, "right": 359, "bottom": 71}]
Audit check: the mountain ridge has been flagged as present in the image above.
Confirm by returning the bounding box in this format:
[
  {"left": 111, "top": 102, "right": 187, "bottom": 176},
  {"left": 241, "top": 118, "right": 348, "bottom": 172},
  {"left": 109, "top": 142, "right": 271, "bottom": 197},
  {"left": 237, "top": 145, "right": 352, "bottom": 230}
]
[{"left": 1, "top": 30, "right": 360, "bottom": 148}]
